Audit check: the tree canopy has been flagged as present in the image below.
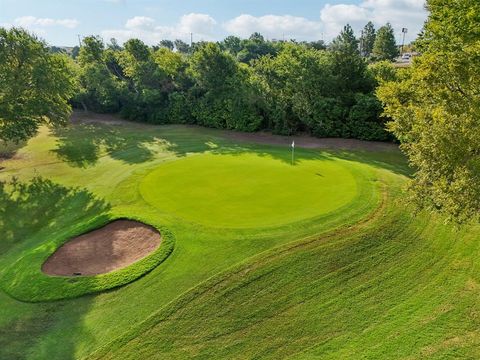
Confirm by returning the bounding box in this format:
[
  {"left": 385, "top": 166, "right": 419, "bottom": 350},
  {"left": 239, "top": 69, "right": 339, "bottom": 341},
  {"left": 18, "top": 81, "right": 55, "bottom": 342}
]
[
  {"left": 377, "top": 0, "right": 480, "bottom": 222},
  {"left": 0, "top": 28, "right": 76, "bottom": 142},
  {"left": 0, "top": 23, "right": 403, "bottom": 143},
  {"left": 360, "top": 21, "right": 376, "bottom": 57},
  {"left": 68, "top": 30, "right": 393, "bottom": 141},
  {"left": 372, "top": 23, "right": 399, "bottom": 61}
]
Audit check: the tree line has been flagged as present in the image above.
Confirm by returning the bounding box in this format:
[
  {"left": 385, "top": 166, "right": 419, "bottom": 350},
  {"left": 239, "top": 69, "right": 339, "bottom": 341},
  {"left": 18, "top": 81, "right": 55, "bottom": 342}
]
[
  {"left": 72, "top": 23, "right": 398, "bottom": 141},
  {"left": 0, "top": 21, "right": 399, "bottom": 143}
]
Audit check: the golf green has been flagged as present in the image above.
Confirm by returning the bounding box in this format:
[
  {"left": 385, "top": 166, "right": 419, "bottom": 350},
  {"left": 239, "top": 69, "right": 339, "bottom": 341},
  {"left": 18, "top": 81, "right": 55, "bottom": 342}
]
[{"left": 140, "top": 152, "right": 358, "bottom": 228}]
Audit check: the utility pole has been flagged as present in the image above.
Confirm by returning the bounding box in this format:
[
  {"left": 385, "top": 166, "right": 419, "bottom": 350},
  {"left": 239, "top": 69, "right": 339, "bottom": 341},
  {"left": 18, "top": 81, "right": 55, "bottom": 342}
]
[
  {"left": 401, "top": 28, "right": 408, "bottom": 55},
  {"left": 190, "top": 32, "right": 193, "bottom": 47},
  {"left": 77, "top": 34, "right": 82, "bottom": 47},
  {"left": 360, "top": 30, "right": 364, "bottom": 56}
]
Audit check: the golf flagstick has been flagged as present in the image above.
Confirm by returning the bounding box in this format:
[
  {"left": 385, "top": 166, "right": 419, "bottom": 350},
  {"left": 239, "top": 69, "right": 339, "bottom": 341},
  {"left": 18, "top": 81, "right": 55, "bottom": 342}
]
[{"left": 291, "top": 140, "right": 295, "bottom": 165}]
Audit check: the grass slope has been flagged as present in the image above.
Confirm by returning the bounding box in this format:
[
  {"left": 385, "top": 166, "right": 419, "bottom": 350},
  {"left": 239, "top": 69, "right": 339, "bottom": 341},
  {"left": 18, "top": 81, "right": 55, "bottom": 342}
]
[
  {"left": 0, "top": 116, "right": 478, "bottom": 359},
  {"left": 92, "top": 173, "right": 480, "bottom": 359}
]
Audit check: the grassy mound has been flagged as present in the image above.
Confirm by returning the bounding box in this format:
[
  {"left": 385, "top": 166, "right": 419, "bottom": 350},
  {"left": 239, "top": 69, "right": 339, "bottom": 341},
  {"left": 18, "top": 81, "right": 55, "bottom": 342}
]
[{"left": 1, "top": 117, "right": 478, "bottom": 359}]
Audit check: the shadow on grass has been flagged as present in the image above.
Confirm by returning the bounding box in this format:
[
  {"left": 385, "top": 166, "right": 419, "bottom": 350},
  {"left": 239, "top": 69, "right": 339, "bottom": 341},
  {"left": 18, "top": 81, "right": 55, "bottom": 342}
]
[
  {"left": 332, "top": 150, "right": 412, "bottom": 177},
  {"left": 0, "top": 140, "right": 27, "bottom": 160},
  {"left": 51, "top": 122, "right": 333, "bottom": 168},
  {"left": 0, "top": 176, "right": 111, "bottom": 254},
  {"left": 0, "top": 177, "right": 111, "bottom": 360},
  {"left": 51, "top": 123, "right": 158, "bottom": 168},
  {"left": 0, "top": 292, "right": 93, "bottom": 360},
  {"left": 50, "top": 121, "right": 409, "bottom": 177}
]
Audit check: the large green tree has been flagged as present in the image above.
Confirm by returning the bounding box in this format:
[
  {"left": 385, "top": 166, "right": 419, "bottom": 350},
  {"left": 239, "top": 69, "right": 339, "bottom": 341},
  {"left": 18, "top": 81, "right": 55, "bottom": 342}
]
[
  {"left": 330, "top": 24, "right": 372, "bottom": 95},
  {"left": 75, "top": 35, "right": 124, "bottom": 112},
  {"left": 189, "top": 43, "right": 261, "bottom": 130},
  {"left": 254, "top": 44, "right": 338, "bottom": 135},
  {"left": 372, "top": 23, "right": 399, "bottom": 61},
  {"left": 377, "top": 0, "right": 480, "bottom": 222},
  {"left": 67, "top": 29, "right": 389, "bottom": 141},
  {"left": 360, "top": 21, "right": 376, "bottom": 57},
  {"left": 0, "top": 28, "right": 76, "bottom": 142}
]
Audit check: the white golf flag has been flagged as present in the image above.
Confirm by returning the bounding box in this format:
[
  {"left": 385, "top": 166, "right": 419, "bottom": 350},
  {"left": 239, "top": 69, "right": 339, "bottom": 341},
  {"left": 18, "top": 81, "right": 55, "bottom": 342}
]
[{"left": 291, "top": 140, "right": 295, "bottom": 148}]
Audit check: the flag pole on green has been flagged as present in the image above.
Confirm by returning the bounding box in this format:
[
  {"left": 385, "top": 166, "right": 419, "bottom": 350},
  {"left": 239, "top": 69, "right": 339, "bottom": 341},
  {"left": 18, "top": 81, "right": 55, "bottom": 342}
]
[{"left": 291, "top": 140, "right": 295, "bottom": 165}]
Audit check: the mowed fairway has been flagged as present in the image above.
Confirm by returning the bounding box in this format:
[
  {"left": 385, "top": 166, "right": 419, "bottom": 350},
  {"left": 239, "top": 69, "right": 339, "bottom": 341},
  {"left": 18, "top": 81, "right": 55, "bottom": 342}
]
[
  {"left": 141, "top": 153, "right": 357, "bottom": 227},
  {"left": 1, "top": 115, "right": 479, "bottom": 360}
]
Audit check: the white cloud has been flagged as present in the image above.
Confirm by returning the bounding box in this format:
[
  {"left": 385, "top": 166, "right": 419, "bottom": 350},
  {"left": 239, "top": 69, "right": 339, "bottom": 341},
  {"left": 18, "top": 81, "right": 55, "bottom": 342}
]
[
  {"left": 222, "top": 0, "right": 425, "bottom": 42},
  {"left": 125, "top": 16, "right": 155, "bottom": 30},
  {"left": 320, "top": 5, "right": 370, "bottom": 39},
  {"left": 320, "top": 0, "right": 426, "bottom": 42},
  {"left": 101, "top": 1, "right": 427, "bottom": 45},
  {"left": 362, "top": 0, "right": 424, "bottom": 10},
  {"left": 224, "top": 14, "right": 322, "bottom": 40},
  {"left": 102, "top": 13, "right": 217, "bottom": 44},
  {"left": 15, "top": 16, "right": 80, "bottom": 29},
  {"left": 178, "top": 13, "right": 217, "bottom": 36}
]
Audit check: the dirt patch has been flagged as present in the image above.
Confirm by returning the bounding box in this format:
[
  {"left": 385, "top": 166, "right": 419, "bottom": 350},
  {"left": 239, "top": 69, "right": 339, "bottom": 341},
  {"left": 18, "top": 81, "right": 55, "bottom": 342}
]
[{"left": 42, "top": 220, "right": 161, "bottom": 276}]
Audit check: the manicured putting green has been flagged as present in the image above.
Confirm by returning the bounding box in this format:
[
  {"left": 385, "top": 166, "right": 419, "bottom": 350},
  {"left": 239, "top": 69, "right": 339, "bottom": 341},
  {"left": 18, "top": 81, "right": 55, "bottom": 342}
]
[{"left": 140, "top": 152, "right": 357, "bottom": 227}]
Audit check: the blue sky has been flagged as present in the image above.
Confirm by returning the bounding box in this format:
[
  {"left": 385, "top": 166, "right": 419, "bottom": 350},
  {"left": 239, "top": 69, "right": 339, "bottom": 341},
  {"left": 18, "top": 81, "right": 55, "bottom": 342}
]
[{"left": 0, "top": 0, "right": 427, "bottom": 46}]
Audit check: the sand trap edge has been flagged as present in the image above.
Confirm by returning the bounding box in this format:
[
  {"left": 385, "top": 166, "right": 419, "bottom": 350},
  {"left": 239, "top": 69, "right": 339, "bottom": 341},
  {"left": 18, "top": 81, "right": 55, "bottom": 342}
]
[
  {"left": 41, "top": 219, "right": 162, "bottom": 277},
  {"left": 0, "top": 217, "right": 175, "bottom": 303}
]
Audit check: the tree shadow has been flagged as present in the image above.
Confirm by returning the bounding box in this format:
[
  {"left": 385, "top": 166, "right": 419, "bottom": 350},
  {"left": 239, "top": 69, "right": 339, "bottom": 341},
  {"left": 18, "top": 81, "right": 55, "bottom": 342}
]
[
  {"left": 0, "top": 176, "right": 111, "bottom": 359},
  {"left": 0, "top": 292, "right": 93, "bottom": 360},
  {"left": 0, "top": 140, "right": 27, "bottom": 160},
  {"left": 151, "top": 125, "right": 410, "bottom": 175},
  {"left": 162, "top": 135, "right": 408, "bottom": 176},
  {"left": 51, "top": 119, "right": 409, "bottom": 177},
  {"left": 51, "top": 123, "right": 159, "bottom": 168},
  {"left": 0, "top": 176, "right": 111, "bottom": 254},
  {"left": 331, "top": 149, "right": 412, "bottom": 177}
]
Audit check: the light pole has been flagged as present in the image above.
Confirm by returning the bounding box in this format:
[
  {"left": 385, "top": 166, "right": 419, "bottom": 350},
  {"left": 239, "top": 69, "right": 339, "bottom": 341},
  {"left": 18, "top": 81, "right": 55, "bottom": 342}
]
[
  {"left": 401, "top": 28, "right": 408, "bottom": 55},
  {"left": 360, "top": 30, "right": 364, "bottom": 57}
]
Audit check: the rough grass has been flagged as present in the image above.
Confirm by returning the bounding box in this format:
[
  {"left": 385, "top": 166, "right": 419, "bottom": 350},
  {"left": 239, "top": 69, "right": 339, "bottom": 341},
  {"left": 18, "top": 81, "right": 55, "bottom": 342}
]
[{"left": 0, "top": 118, "right": 478, "bottom": 359}]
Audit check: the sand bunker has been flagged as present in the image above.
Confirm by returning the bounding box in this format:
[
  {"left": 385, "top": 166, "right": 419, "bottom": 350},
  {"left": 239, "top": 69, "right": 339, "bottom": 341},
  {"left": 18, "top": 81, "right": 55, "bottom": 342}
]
[{"left": 42, "top": 220, "right": 161, "bottom": 276}]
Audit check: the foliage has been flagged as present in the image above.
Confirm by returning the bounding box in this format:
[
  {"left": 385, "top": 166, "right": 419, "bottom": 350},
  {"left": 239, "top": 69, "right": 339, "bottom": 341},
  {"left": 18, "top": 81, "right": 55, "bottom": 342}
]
[
  {"left": 220, "top": 35, "right": 242, "bottom": 55},
  {"left": 0, "top": 28, "right": 76, "bottom": 142},
  {"left": 174, "top": 39, "right": 191, "bottom": 54},
  {"left": 74, "top": 35, "right": 125, "bottom": 113},
  {"left": 372, "top": 23, "right": 399, "bottom": 61},
  {"left": 189, "top": 43, "right": 262, "bottom": 131},
  {"left": 369, "top": 60, "right": 399, "bottom": 84},
  {"left": 360, "top": 21, "right": 376, "bottom": 57},
  {"left": 158, "top": 39, "right": 174, "bottom": 51},
  {"left": 330, "top": 24, "right": 373, "bottom": 94},
  {"left": 252, "top": 41, "right": 384, "bottom": 139},
  {"left": 377, "top": 0, "right": 480, "bottom": 222},
  {"left": 69, "top": 29, "right": 398, "bottom": 141}
]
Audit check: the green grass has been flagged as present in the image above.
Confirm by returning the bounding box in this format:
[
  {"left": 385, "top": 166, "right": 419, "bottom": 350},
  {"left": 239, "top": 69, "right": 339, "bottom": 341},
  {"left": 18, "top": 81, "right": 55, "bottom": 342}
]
[
  {"left": 140, "top": 152, "right": 357, "bottom": 228},
  {"left": 0, "top": 119, "right": 478, "bottom": 360}
]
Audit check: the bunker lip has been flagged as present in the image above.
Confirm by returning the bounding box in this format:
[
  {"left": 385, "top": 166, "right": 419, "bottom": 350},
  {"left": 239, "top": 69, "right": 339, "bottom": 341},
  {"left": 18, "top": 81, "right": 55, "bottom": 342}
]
[{"left": 41, "top": 220, "right": 161, "bottom": 277}]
